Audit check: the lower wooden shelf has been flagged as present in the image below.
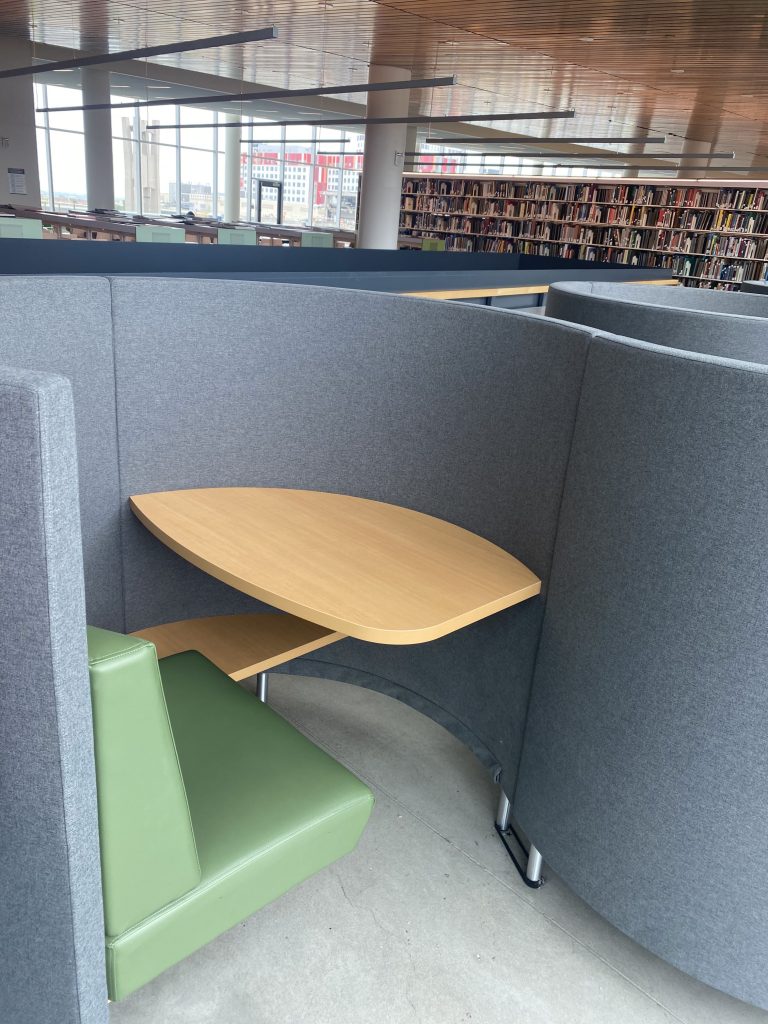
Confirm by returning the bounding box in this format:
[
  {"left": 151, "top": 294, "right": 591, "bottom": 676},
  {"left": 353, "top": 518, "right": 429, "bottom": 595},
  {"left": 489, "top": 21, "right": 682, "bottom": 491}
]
[{"left": 131, "top": 613, "right": 344, "bottom": 681}]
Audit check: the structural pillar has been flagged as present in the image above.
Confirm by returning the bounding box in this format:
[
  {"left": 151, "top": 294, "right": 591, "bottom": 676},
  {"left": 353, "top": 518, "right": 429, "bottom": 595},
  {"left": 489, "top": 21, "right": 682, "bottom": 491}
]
[
  {"left": 0, "top": 37, "right": 41, "bottom": 207},
  {"left": 356, "top": 65, "right": 410, "bottom": 249},
  {"left": 82, "top": 68, "right": 115, "bottom": 210},
  {"left": 223, "top": 116, "right": 242, "bottom": 222}
]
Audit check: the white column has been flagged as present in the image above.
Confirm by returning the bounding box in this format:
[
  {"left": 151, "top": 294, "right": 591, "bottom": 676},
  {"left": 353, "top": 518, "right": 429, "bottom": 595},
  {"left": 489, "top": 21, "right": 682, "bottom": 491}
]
[
  {"left": 223, "top": 116, "right": 242, "bottom": 222},
  {"left": 0, "top": 37, "right": 41, "bottom": 207},
  {"left": 82, "top": 68, "right": 115, "bottom": 210},
  {"left": 357, "top": 65, "right": 410, "bottom": 249}
]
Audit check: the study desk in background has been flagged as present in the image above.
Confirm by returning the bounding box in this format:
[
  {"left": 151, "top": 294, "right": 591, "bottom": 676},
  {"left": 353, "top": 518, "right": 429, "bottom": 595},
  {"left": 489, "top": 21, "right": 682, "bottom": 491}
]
[
  {"left": 129, "top": 487, "right": 541, "bottom": 696},
  {"left": 1, "top": 206, "right": 356, "bottom": 248}
]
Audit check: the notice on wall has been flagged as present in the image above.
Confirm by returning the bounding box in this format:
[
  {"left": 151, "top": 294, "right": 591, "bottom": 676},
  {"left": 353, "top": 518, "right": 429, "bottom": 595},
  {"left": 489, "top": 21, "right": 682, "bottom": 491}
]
[{"left": 7, "top": 167, "right": 26, "bottom": 195}]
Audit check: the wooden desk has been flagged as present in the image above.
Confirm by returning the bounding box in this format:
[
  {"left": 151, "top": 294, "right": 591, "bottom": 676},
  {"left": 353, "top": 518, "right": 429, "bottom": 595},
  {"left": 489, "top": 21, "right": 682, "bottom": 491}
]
[{"left": 130, "top": 488, "right": 540, "bottom": 646}]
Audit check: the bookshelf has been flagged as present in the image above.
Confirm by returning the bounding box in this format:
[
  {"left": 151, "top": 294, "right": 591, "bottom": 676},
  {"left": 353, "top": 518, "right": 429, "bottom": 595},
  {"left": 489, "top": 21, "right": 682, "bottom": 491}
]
[{"left": 400, "top": 174, "right": 768, "bottom": 288}]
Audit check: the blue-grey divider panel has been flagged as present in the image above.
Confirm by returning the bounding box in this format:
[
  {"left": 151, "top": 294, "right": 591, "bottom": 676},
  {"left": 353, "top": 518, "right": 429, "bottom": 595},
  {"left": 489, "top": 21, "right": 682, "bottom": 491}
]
[
  {"left": 0, "top": 277, "right": 124, "bottom": 629},
  {"left": 110, "top": 278, "right": 590, "bottom": 783},
  {"left": 0, "top": 238, "right": 528, "bottom": 274},
  {"left": 0, "top": 368, "right": 106, "bottom": 1024},
  {"left": 514, "top": 334, "right": 768, "bottom": 1009},
  {"left": 0, "top": 236, "right": 675, "bottom": 279},
  {"left": 546, "top": 281, "right": 768, "bottom": 361},
  {"left": 113, "top": 268, "right": 670, "bottom": 295}
]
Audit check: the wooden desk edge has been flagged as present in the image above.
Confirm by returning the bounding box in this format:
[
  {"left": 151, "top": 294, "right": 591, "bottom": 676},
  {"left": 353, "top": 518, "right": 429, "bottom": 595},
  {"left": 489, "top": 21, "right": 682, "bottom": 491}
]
[
  {"left": 130, "top": 494, "right": 542, "bottom": 646},
  {"left": 403, "top": 278, "right": 679, "bottom": 300}
]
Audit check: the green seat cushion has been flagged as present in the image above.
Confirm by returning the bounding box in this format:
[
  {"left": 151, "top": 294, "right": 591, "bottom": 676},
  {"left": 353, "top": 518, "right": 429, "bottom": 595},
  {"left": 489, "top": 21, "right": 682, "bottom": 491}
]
[{"left": 107, "top": 651, "right": 373, "bottom": 1001}]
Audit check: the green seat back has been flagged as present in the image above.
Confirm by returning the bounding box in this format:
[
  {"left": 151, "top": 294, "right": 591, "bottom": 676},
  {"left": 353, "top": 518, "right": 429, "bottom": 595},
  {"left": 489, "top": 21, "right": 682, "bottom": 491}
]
[
  {"left": 0, "top": 217, "right": 43, "bottom": 238},
  {"left": 217, "top": 227, "right": 258, "bottom": 246},
  {"left": 300, "top": 231, "right": 333, "bottom": 247},
  {"left": 87, "top": 627, "right": 201, "bottom": 936},
  {"left": 135, "top": 225, "right": 186, "bottom": 244}
]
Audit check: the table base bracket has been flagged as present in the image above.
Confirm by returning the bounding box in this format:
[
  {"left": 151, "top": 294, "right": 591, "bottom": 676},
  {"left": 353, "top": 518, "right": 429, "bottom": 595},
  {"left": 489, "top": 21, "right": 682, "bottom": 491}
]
[{"left": 494, "top": 822, "right": 544, "bottom": 889}]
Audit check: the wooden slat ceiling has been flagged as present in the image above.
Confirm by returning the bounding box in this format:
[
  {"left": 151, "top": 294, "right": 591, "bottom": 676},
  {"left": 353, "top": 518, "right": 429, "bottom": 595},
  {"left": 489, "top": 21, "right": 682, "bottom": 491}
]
[{"left": 2, "top": 1, "right": 767, "bottom": 167}]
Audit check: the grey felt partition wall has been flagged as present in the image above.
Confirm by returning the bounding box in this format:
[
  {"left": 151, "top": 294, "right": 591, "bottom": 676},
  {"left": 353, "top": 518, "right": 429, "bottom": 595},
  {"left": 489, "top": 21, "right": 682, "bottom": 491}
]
[
  {"left": 4, "top": 274, "right": 768, "bottom": 1019},
  {"left": 0, "top": 277, "right": 124, "bottom": 629},
  {"left": 109, "top": 277, "right": 591, "bottom": 779},
  {"left": 545, "top": 280, "right": 768, "bottom": 361},
  {"left": 514, "top": 335, "right": 768, "bottom": 1009},
  {"left": 0, "top": 367, "right": 107, "bottom": 1024}
]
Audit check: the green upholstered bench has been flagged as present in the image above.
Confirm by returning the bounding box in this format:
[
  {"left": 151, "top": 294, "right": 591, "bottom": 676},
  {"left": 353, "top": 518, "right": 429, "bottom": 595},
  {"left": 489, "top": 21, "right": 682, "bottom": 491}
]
[{"left": 87, "top": 628, "right": 374, "bottom": 1001}]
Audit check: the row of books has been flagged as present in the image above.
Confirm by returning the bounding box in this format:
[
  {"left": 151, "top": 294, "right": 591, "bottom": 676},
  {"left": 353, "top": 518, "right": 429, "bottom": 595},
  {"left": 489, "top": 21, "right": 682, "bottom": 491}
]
[
  {"left": 403, "top": 217, "right": 768, "bottom": 260},
  {"left": 674, "top": 257, "right": 751, "bottom": 282},
  {"left": 656, "top": 208, "right": 768, "bottom": 232},
  {"left": 415, "top": 230, "right": 768, "bottom": 278},
  {"left": 700, "top": 235, "right": 761, "bottom": 259},
  {"left": 401, "top": 200, "right": 768, "bottom": 235},
  {"left": 402, "top": 176, "right": 768, "bottom": 211}
]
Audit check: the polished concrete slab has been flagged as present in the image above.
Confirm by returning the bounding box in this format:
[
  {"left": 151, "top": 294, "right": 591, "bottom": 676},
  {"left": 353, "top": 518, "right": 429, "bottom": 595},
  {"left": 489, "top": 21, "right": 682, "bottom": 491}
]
[{"left": 110, "top": 675, "right": 768, "bottom": 1024}]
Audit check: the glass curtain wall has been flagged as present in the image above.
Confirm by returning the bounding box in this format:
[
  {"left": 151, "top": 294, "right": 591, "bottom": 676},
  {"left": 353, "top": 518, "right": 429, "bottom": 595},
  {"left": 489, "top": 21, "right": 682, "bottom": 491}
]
[
  {"left": 34, "top": 79, "right": 626, "bottom": 220},
  {"left": 414, "top": 143, "right": 623, "bottom": 178},
  {"left": 36, "top": 82, "right": 226, "bottom": 217},
  {"left": 35, "top": 83, "right": 87, "bottom": 210},
  {"left": 243, "top": 122, "right": 363, "bottom": 228},
  {"left": 34, "top": 81, "right": 366, "bottom": 225}
]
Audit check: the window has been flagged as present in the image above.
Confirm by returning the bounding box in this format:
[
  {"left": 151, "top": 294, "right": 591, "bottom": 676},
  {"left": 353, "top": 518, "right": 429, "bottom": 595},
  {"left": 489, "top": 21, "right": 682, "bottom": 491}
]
[
  {"left": 34, "top": 83, "right": 87, "bottom": 211},
  {"left": 33, "top": 78, "right": 365, "bottom": 227}
]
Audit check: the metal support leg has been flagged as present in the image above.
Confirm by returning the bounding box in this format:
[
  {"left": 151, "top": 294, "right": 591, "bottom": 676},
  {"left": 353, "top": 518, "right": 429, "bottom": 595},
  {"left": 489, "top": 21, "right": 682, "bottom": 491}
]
[
  {"left": 256, "top": 671, "right": 268, "bottom": 703},
  {"left": 526, "top": 844, "right": 543, "bottom": 885},
  {"left": 494, "top": 785, "right": 543, "bottom": 889},
  {"left": 496, "top": 790, "right": 511, "bottom": 831}
]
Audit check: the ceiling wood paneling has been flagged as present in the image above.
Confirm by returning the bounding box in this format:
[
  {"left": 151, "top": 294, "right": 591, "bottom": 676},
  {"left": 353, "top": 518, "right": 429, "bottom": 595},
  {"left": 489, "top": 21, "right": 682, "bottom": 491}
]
[{"left": 1, "top": 1, "right": 766, "bottom": 168}]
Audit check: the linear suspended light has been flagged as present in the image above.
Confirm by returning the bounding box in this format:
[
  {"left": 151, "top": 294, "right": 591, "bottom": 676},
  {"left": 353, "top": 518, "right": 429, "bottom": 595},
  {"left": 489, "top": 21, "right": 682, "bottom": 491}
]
[
  {"left": 37, "top": 74, "right": 457, "bottom": 114},
  {"left": 406, "top": 151, "right": 736, "bottom": 160},
  {"left": 425, "top": 135, "right": 668, "bottom": 145},
  {"left": 2, "top": 26, "right": 278, "bottom": 81},
  {"left": 147, "top": 109, "right": 576, "bottom": 131},
  {"left": 251, "top": 139, "right": 338, "bottom": 144}
]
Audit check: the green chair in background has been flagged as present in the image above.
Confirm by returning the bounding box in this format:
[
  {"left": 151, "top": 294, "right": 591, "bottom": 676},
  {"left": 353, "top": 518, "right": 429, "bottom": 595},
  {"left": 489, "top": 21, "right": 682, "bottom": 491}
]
[
  {"left": 300, "top": 231, "right": 333, "bottom": 248},
  {"left": 217, "top": 227, "right": 258, "bottom": 246},
  {"left": 87, "top": 628, "right": 373, "bottom": 1001},
  {"left": 0, "top": 217, "right": 43, "bottom": 239},
  {"left": 135, "top": 225, "right": 186, "bottom": 244}
]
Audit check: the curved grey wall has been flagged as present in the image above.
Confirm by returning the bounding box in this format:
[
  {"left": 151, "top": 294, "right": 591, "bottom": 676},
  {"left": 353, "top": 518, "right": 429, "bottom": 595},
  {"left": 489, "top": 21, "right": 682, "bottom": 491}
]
[
  {"left": 551, "top": 280, "right": 768, "bottom": 315},
  {"left": 546, "top": 280, "right": 768, "bottom": 362},
  {"left": 109, "top": 277, "right": 591, "bottom": 788},
  {"left": 515, "top": 334, "right": 768, "bottom": 1009}
]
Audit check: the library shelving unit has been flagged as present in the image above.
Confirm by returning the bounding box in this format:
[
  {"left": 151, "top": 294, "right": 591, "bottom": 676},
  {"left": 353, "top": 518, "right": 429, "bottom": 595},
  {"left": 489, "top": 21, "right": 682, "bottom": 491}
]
[{"left": 400, "top": 173, "right": 768, "bottom": 288}]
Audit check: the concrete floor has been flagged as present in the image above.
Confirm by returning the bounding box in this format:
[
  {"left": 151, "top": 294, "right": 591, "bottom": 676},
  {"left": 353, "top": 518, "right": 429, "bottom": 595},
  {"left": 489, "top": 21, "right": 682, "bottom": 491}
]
[{"left": 111, "top": 675, "right": 768, "bottom": 1024}]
